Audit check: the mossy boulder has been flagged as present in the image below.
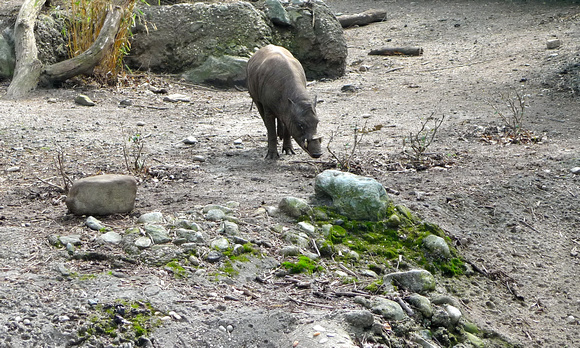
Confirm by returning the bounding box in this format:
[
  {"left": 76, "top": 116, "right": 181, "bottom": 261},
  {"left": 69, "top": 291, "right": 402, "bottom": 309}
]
[{"left": 314, "top": 170, "right": 392, "bottom": 221}]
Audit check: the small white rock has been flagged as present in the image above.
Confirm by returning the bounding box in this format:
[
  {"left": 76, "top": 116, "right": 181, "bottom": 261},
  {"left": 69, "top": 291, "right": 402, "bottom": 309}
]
[
  {"left": 570, "top": 167, "right": 580, "bottom": 175},
  {"left": 312, "top": 324, "right": 326, "bottom": 332},
  {"left": 183, "top": 136, "right": 198, "bottom": 145},
  {"left": 163, "top": 94, "right": 191, "bottom": 103},
  {"left": 168, "top": 311, "right": 182, "bottom": 320}
]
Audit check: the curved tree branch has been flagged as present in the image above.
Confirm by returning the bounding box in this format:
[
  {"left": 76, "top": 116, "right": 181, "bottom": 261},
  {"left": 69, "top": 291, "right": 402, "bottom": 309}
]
[{"left": 41, "top": 5, "right": 124, "bottom": 85}]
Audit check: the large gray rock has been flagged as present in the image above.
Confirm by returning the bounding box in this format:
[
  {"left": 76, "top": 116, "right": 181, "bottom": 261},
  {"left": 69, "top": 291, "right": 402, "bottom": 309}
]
[
  {"left": 0, "top": 31, "right": 15, "bottom": 80},
  {"left": 266, "top": 0, "right": 347, "bottom": 79},
  {"left": 127, "top": 0, "right": 346, "bottom": 83},
  {"left": 314, "top": 170, "right": 391, "bottom": 221},
  {"left": 127, "top": 2, "right": 270, "bottom": 74},
  {"left": 35, "top": 13, "right": 68, "bottom": 65},
  {"left": 384, "top": 270, "right": 436, "bottom": 294},
  {"left": 182, "top": 55, "right": 249, "bottom": 87},
  {"left": 278, "top": 196, "right": 312, "bottom": 218},
  {"left": 66, "top": 175, "right": 137, "bottom": 216},
  {"left": 423, "top": 234, "right": 451, "bottom": 258},
  {"left": 369, "top": 297, "right": 406, "bottom": 321}
]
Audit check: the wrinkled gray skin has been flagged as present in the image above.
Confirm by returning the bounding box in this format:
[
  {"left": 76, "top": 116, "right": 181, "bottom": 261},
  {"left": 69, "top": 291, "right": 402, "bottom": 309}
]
[{"left": 246, "top": 45, "right": 322, "bottom": 159}]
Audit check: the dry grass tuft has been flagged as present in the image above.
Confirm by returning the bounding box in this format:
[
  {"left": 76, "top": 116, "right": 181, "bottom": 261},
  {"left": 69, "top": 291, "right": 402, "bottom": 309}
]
[{"left": 68, "top": 0, "right": 138, "bottom": 84}]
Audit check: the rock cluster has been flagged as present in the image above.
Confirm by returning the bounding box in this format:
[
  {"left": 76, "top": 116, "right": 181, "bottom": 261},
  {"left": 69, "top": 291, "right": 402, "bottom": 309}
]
[{"left": 42, "top": 170, "right": 495, "bottom": 347}]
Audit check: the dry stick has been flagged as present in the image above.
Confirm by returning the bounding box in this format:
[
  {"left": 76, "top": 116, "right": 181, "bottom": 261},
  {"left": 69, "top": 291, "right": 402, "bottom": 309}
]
[
  {"left": 369, "top": 47, "right": 424, "bottom": 56},
  {"left": 519, "top": 220, "right": 540, "bottom": 233},
  {"left": 311, "top": 238, "right": 321, "bottom": 257},
  {"left": 395, "top": 297, "right": 414, "bottom": 316},
  {"left": 287, "top": 296, "right": 334, "bottom": 309},
  {"left": 35, "top": 176, "right": 64, "bottom": 193},
  {"left": 338, "top": 263, "right": 359, "bottom": 278}
]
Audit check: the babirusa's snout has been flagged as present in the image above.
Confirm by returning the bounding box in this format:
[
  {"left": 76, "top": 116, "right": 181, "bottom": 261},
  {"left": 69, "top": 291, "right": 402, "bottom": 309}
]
[{"left": 305, "top": 135, "right": 323, "bottom": 158}]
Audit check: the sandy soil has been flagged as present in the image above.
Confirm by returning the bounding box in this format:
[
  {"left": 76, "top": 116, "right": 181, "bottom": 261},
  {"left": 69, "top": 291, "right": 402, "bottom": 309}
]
[{"left": 1, "top": 0, "right": 580, "bottom": 347}]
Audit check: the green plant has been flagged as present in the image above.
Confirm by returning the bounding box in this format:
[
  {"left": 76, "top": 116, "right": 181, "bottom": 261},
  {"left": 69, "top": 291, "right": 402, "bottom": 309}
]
[
  {"left": 403, "top": 112, "right": 445, "bottom": 162},
  {"left": 123, "top": 130, "right": 148, "bottom": 174}
]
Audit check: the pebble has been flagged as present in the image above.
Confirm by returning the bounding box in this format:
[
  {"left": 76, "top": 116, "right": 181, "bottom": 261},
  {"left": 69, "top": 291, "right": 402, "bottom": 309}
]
[
  {"left": 570, "top": 167, "right": 580, "bottom": 175},
  {"left": 189, "top": 255, "right": 200, "bottom": 266},
  {"left": 360, "top": 269, "right": 378, "bottom": 278},
  {"left": 233, "top": 138, "right": 243, "bottom": 145},
  {"left": 226, "top": 324, "right": 234, "bottom": 333},
  {"left": 135, "top": 236, "right": 152, "bottom": 249},
  {"left": 444, "top": 305, "right": 462, "bottom": 324},
  {"left": 6, "top": 166, "right": 20, "bottom": 172},
  {"left": 546, "top": 38, "right": 561, "bottom": 49},
  {"left": 343, "top": 310, "right": 374, "bottom": 328},
  {"left": 136, "top": 121, "right": 145, "bottom": 126},
  {"left": 183, "top": 136, "right": 198, "bottom": 145},
  {"left": 100, "top": 232, "right": 123, "bottom": 244},
  {"left": 280, "top": 245, "right": 300, "bottom": 257},
  {"left": 137, "top": 212, "right": 164, "bottom": 224},
  {"left": 86, "top": 216, "right": 105, "bottom": 230},
  {"left": 206, "top": 250, "right": 222, "bottom": 263},
  {"left": 205, "top": 209, "right": 226, "bottom": 221},
  {"left": 169, "top": 311, "right": 182, "bottom": 320},
  {"left": 120, "top": 99, "right": 134, "bottom": 107},
  {"left": 210, "top": 237, "right": 230, "bottom": 251},
  {"left": 297, "top": 221, "right": 316, "bottom": 236},
  {"left": 312, "top": 324, "right": 326, "bottom": 332},
  {"left": 163, "top": 94, "right": 191, "bottom": 103},
  {"left": 59, "top": 235, "right": 81, "bottom": 246},
  {"left": 74, "top": 94, "right": 96, "bottom": 106},
  {"left": 192, "top": 155, "right": 206, "bottom": 162},
  {"left": 341, "top": 84, "right": 358, "bottom": 93}
]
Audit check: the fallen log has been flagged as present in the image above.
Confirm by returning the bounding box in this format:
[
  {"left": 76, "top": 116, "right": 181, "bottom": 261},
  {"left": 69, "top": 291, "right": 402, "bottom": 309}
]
[
  {"left": 369, "top": 47, "right": 424, "bottom": 56},
  {"left": 337, "top": 9, "right": 387, "bottom": 28}
]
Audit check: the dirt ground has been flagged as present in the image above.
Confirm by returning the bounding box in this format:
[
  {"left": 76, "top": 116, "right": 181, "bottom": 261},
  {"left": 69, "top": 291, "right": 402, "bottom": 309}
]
[{"left": 1, "top": 0, "right": 580, "bottom": 347}]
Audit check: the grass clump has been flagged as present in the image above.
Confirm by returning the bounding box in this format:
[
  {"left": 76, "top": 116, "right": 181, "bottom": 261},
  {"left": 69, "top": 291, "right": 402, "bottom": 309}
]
[{"left": 67, "top": 0, "right": 140, "bottom": 84}]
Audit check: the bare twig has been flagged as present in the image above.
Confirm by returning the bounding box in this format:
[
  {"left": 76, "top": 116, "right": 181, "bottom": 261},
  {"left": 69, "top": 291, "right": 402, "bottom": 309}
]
[
  {"left": 287, "top": 296, "right": 334, "bottom": 309},
  {"left": 404, "top": 112, "right": 445, "bottom": 162},
  {"left": 53, "top": 147, "right": 73, "bottom": 193},
  {"left": 337, "top": 263, "right": 359, "bottom": 278}
]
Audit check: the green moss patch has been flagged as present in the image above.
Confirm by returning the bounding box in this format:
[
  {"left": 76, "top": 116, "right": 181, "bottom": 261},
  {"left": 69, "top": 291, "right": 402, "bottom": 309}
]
[
  {"left": 310, "top": 205, "right": 465, "bottom": 276},
  {"left": 282, "top": 256, "right": 323, "bottom": 274},
  {"left": 81, "top": 300, "right": 163, "bottom": 344},
  {"left": 165, "top": 260, "right": 188, "bottom": 279}
]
